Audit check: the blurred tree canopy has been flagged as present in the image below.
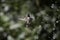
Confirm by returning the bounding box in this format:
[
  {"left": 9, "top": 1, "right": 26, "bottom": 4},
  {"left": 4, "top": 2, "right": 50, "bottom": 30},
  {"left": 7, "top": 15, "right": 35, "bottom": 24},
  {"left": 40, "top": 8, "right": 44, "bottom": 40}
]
[{"left": 0, "top": 0, "right": 60, "bottom": 40}]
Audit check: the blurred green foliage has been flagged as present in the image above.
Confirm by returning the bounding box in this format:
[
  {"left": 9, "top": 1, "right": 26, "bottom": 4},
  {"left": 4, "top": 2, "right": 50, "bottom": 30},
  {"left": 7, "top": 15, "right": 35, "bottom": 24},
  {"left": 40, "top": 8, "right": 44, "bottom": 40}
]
[{"left": 0, "top": 0, "right": 60, "bottom": 40}]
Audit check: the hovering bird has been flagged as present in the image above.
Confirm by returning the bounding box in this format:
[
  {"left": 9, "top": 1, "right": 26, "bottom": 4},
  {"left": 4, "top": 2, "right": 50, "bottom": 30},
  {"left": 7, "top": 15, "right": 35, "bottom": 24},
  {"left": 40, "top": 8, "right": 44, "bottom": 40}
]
[{"left": 18, "top": 14, "right": 33, "bottom": 27}]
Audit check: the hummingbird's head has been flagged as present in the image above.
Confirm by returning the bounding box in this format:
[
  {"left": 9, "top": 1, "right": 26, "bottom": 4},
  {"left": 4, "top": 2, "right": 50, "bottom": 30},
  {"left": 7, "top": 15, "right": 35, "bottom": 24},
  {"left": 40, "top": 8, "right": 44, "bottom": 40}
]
[{"left": 27, "top": 14, "right": 30, "bottom": 17}]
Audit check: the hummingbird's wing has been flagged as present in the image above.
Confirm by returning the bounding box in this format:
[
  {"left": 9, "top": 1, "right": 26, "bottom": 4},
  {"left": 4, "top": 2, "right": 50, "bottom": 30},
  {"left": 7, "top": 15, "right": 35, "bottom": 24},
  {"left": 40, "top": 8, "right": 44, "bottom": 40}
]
[{"left": 18, "top": 18, "right": 26, "bottom": 21}]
